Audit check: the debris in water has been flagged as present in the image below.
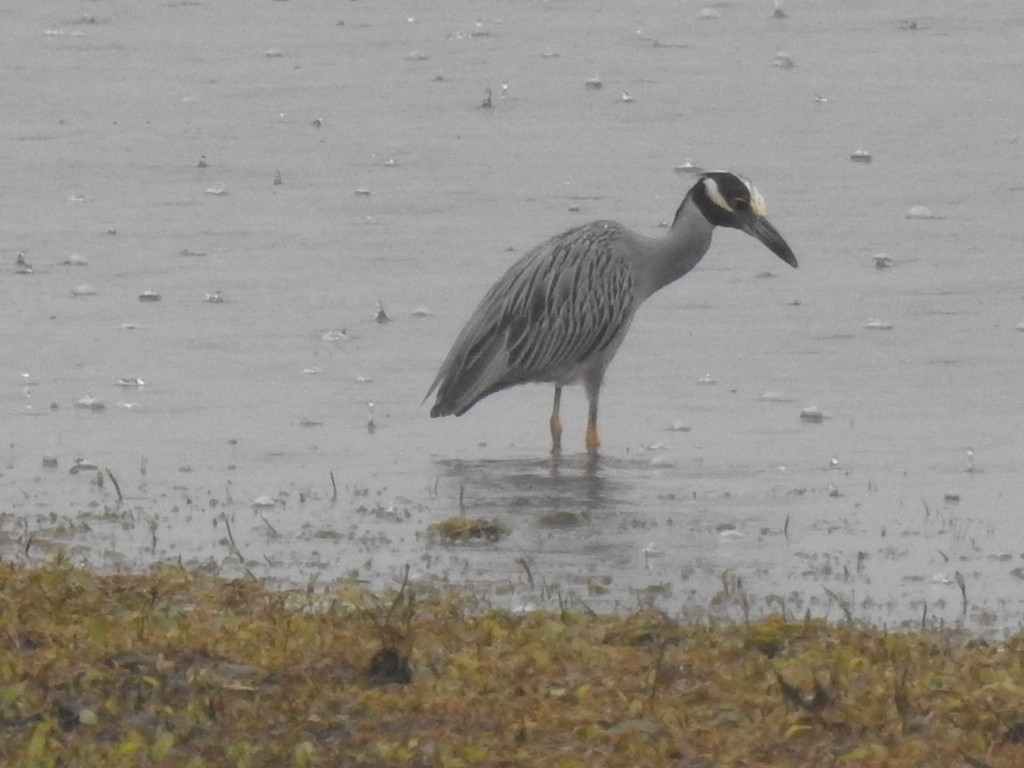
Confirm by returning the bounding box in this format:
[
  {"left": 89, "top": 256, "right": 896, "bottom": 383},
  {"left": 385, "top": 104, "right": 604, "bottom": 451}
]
[
  {"left": 905, "top": 205, "right": 935, "bottom": 219},
  {"left": 642, "top": 542, "right": 665, "bottom": 557},
  {"left": 69, "top": 457, "right": 99, "bottom": 474},
  {"left": 772, "top": 50, "right": 795, "bottom": 68},
  {"left": 427, "top": 516, "right": 510, "bottom": 542},
  {"left": 75, "top": 395, "right": 105, "bottom": 411},
  {"left": 138, "top": 291, "right": 162, "bottom": 302},
  {"left": 865, "top": 319, "right": 892, "bottom": 330},
  {"left": 116, "top": 377, "right": 144, "bottom": 388},
  {"left": 673, "top": 158, "right": 703, "bottom": 174},
  {"left": 799, "top": 406, "right": 824, "bottom": 424},
  {"left": 72, "top": 284, "right": 97, "bottom": 296},
  {"left": 850, "top": 149, "right": 872, "bottom": 163},
  {"left": 375, "top": 300, "right": 390, "bottom": 323},
  {"left": 536, "top": 510, "right": 586, "bottom": 528}
]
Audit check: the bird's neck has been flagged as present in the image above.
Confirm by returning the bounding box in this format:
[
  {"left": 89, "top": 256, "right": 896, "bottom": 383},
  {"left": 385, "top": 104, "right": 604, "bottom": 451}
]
[{"left": 632, "top": 197, "right": 715, "bottom": 300}]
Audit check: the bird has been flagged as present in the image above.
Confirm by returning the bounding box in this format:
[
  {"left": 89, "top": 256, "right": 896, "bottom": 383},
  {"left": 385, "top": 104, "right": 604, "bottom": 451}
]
[{"left": 424, "top": 171, "right": 797, "bottom": 455}]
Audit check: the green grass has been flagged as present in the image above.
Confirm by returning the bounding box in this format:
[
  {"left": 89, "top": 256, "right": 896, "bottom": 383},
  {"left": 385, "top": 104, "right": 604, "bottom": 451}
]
[{"left": 2, "top": 561, "right": 1023, "bottom": 767}]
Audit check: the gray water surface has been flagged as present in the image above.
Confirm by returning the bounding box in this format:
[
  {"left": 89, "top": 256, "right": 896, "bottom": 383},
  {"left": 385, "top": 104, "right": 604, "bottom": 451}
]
[{"left": 3, "top": 0, "right": 1024, "bottom": 636}]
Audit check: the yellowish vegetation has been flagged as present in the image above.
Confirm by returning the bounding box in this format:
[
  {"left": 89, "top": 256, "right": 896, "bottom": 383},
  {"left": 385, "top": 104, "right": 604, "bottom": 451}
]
[
  {"left": 426, "top": 516, "right": 511, "bottom": 542},
  {"left": 2, "top": 561, "right": 1024, "bottom": 767}
]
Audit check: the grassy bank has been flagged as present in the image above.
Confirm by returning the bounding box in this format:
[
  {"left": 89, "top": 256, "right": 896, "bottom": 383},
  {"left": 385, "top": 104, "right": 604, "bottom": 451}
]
[{"left": 2, "top": 561, "right": 1023, "bottom": 767}]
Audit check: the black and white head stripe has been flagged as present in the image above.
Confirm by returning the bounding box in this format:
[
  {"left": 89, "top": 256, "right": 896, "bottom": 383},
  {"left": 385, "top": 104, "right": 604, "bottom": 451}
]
[{"left": 702, "top": 172, "right": 767, "bottom": 217}]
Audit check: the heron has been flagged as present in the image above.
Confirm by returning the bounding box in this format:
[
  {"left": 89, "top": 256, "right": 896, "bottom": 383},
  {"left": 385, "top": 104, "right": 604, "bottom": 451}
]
[{"left": 425, "top": 171, "right": 797, "bottom": 454}]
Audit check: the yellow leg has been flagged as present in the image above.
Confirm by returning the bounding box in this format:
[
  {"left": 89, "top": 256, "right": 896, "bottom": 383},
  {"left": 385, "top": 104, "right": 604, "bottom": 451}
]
[
  {"left": 585, "top": 396, "right": 600, "bottom": 454},
  {"left": 550, "top": 386, "right": 563, "bottom": 455}
]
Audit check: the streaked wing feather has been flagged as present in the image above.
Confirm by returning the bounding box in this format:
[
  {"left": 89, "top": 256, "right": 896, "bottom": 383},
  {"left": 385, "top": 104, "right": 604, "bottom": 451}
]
[{"left": 428, "top": 222, "right": 635, "bottom": 416}]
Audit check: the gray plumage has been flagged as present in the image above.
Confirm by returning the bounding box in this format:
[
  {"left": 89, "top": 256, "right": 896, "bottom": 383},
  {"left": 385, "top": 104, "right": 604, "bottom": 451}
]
[{"left": 426, "top": 171, "right": 797, "bottom": 453}]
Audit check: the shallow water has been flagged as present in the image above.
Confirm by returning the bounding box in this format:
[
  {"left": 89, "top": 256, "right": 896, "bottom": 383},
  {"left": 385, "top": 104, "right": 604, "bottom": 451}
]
[{"left": 3, "top": 0, "right": 1024, "bottom": 636}]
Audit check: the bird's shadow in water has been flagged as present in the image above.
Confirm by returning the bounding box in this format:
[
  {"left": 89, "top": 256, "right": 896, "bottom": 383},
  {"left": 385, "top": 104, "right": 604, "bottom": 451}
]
[{"left": 434, "top": 452, "right": 648, "bottom": 517}]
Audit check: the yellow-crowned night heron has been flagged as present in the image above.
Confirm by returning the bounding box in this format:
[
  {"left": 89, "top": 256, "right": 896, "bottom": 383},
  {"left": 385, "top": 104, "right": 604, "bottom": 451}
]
[{"left": 425, "top": 171, "right": 797, "bottom": 454}]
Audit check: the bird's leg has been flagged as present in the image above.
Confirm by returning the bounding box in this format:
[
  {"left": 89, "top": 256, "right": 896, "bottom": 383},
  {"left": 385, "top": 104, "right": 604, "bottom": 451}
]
[
  {"left": 549, "top": 386, "right": 563, "bottom": 455},
  {"left": 585, "top": 396, "right": 600, "bottom": 454},
  {"left": 583, "top": 370, "right": 603, "bottom": 454}
]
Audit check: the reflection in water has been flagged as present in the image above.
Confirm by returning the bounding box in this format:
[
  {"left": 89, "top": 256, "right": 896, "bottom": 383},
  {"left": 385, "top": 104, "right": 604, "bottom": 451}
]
[{"left": 435, "top": 452, "right": 644, "bottom": 518}]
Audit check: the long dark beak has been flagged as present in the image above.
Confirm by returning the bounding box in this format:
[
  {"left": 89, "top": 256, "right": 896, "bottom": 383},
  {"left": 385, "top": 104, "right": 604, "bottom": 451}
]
[{"left": 739, "top": 214, "right": 798, "bottom": 268}]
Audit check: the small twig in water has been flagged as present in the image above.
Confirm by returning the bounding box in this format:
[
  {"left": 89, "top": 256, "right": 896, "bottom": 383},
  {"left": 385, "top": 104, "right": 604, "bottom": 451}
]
[
  {"left": 258, "top": 513, "right": 279, "bottom": 538},
  {"left": 221, "top": 512, "right": 244, "bottom": 560},
  {"left": 955, "top": 571, "right": 967, "bottom": 615},
  {"left": 329, "top": 471, "right": 338, "bottom": 503},
  {"left": 822, "top": 586, "right": 853, "bottom": 623},
  {"left": 105, "top": 468, "right": 123, "bottom": 504},
  {"left": 516, "top": 557, "right": 534, "bottom": 590},
  {"left": 783, "top": 513, "right": 790, "bottom": 539}
]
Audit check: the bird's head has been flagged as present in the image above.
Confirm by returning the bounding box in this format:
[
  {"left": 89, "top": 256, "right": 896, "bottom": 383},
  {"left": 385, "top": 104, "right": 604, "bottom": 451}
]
[{"left": 690, "top": 172, "right": 797, "bottom": 268}]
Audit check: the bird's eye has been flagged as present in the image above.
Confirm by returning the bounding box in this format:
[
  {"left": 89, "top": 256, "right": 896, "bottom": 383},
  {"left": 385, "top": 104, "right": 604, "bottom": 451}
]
[{"left": 732, "top": 198, "right": 749, "bottom": 212}]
